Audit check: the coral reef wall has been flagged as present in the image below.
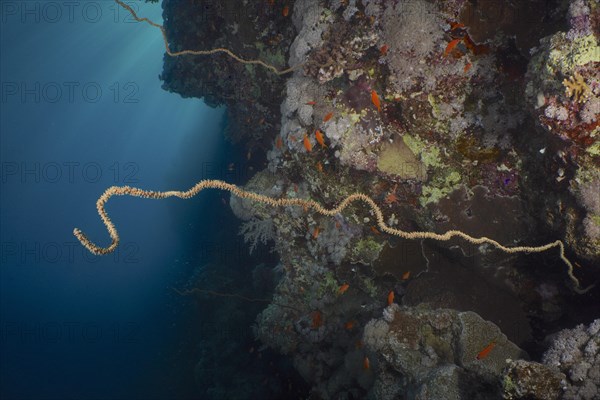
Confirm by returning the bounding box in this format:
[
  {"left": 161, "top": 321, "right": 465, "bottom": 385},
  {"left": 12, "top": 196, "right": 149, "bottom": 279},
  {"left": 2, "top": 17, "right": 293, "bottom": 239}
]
[{"left": 157, "top": 0, "right": 600, "bottom": 398}]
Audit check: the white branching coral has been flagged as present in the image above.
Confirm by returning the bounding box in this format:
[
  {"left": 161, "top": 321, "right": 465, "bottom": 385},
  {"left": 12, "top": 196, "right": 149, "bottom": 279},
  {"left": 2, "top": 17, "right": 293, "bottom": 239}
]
[{"left": 239, "top": 217, "right": 275, "bottom": 254}]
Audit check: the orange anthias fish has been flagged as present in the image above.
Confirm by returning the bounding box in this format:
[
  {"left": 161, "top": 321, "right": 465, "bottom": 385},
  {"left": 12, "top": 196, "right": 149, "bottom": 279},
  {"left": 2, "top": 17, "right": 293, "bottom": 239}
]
[
  {"left": 380, "top": 44, "right": 389, "bottom": 56},
  {"left": 311, "top": 310, "right": 322, "bottom": 329},
  {"left": 344, "top": 320, "right": 355, "bottom": 330},
  {"left": 306, "top": 101, "right": 316, "bottom": 105},
  {"left": 363, "top": 356, "right": 370, "bottom": 370},
  {"left": 449, "top": 21, "right": 465, "bottom": 30},
  {"left": 316, "top": 161, "right": 323, "bottom": 172},
  {"left": 312, "top": 226, "right": 320, "bottom": 239},
  {"left": 338, "top": 283, "right": 350, "bottom": 295},
  {"left": 371, "top": 90, "right": 381, "bottom": 112},
  {"left": 444, "top": 38, "right": 462, "bottom": 57},
  {"left": 476, "top": 341, "right": 496, "bottom": 360},
  {"left": 323, "top": 112, "right": 333, "bottom": 122},
  {"left": 464, "top": 62, "right": 472, "bottom": 73},
  {"left": 282, "top": 5, "right": 289, "bottom": 17},
  {"left": 370, "top": 226, "right": 380, "bottom": 235},
  {"left": 387, "top": 290, "right": 395, "bottom": 306},
  {"left": 315, "top": 130, "right": 327, "bottom": 148},
  {"left": 303, "top": 134, "right": 312, "bottom": 152},
  {"left": 275, "top": 135, "right": 283, "bottom": 149},
  {"left": 402, "top": 271, "right": 411, "bottom": 280}
]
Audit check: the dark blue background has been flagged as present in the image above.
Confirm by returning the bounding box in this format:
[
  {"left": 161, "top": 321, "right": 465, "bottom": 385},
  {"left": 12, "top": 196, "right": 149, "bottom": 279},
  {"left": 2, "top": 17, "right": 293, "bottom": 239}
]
[{"left": 0, "top": 1, "right": 236, "bottom": 398}]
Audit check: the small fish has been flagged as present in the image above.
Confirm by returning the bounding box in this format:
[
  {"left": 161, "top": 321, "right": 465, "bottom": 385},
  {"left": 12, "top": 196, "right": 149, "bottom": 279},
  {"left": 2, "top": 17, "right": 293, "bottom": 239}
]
[
  {"left": 380, "top": 44, "right": 389, "bottom": 56},
  {"left": 444, "top": 38, "right": 462, "bottom": 57},
  {"left": 402, "top": 271, "right": 411, "bottom": 280},
  {"left": 363, "top": 356, "right": 370, "bottom": 370},
  {"left": 344, "top": 320, "right": 355, "bottom": 330},
  {"left": 303, "top": 134, "right": 312, "bottom": 152},
  {"left": 371, "top": 89, "right": 381, "bottom": 112},
  {"left": 311, "top": 310, "right": 322, "bottom": 329},
  {"left": 305, "top": 101, "right": 316, "bottom": 105},
  {"left": 464, "top": 62, "right": 472, "bottom": 73},
  {"left": 355, "top": 340, "right": 363, "bottom": 349},
  {"left": 323, "top": 112, "right": 333, "bottom": 122},
  {"left": 384, "top": 192, "right": 399, "bottom": 204},
  {"left": 371, "top": 226, "right": 380, "bottom": 235},
  {"left": 293, "top": 183, "right": 299, "bottom": 193},
  {"left": 476, "top": 341, "right": 496, "bottom": 360},
  {"left": 282, "top": 5, "right": 289, "bottom": 16},
  {"left": 338, "top": 283, "right": 350, "bottom": 295},
  {"left": 315, "top": 130, "right": 327, "bottom": 148},
  {"left": 335, "top": 221, "right": 341, "bottom": 229},
  {"left": 275, "top": 135, "right": 283, "bottom": 149},
  {"left": 316, "top": 161, "right": 323, "bottom": 172},
  {"left": 312, "top": 226, "right": 320, "bottom": 239},
  {"left": 387, "top": 290, "right": 395, "bottom": 306}
]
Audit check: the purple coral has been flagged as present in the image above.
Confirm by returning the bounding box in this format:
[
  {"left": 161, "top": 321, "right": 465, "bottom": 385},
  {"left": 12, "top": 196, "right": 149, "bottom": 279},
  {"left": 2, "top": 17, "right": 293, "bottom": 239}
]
[{"left": 567, "top": 0, "right": 593, "bottom": 39}]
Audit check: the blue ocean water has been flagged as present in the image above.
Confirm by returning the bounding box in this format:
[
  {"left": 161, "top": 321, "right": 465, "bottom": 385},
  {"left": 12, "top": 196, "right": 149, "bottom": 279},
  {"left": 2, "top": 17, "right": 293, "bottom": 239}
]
[{"left": 0, "top": 2, "right": 234, "bottom": 398}]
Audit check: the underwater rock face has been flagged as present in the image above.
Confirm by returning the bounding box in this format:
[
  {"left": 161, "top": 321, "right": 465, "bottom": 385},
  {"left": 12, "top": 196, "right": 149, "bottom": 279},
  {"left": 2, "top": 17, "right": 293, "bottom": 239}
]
[
  {"left": 363, "top": 305, "right": 526, "bottom": 399},
  {"left": 160, "top": 0, "right": 297, "bottom": 143}
]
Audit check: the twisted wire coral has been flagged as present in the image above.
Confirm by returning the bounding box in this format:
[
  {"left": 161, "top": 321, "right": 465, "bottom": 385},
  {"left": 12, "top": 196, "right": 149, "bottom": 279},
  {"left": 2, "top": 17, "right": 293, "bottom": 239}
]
[
  {"left": 73, "top": 180, "right": 590, "bottom": 292},
  {"left": 115, "top": 0, "right": 302, "bottom": 76}
]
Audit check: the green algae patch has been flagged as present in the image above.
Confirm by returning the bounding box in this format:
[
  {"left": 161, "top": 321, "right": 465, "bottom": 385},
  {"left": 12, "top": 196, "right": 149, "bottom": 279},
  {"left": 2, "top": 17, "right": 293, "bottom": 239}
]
[
  {"left": 402, "top": 134, "right": 442, "bottom": 168},
  {"left": 420, "top": 171, "right": 462, "bottom": 207},
  {"left": 531, "top": 33, "right": 600, "bottom": 80},
  {"left": 586, "top": 139, "right": 600, "bottom": 156},
  {"left": 351, "top": 238, "right": 384, "bottom": 265},
  {"left": 547, "top": 34, "right": 600, "bottom": 73}
]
